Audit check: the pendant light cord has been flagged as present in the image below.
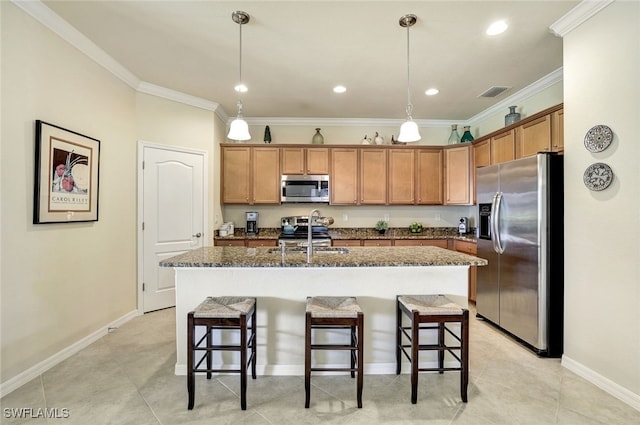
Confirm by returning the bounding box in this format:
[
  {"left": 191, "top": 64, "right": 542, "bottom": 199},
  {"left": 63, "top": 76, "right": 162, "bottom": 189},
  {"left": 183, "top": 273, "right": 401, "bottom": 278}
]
[
  {"left": 405, "top": 20, "right": 413, "bottom": 119},
  {"left": 237, "top": 18, "right": 244, "bottom": 114}
]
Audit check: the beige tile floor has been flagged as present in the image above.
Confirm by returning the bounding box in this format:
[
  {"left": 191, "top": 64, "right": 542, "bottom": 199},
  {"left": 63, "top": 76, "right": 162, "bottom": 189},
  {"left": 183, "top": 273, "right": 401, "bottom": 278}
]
[{"left": 2, "top": 305, "right": 639, "bottom": 425}]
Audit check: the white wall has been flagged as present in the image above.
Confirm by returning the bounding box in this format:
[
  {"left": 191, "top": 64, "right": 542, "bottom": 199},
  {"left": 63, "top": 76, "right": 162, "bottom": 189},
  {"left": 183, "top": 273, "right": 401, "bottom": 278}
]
[
  {"left": 1, "top": 3, "right": 137, "bottom": 382},
  {"left": 562, "top": 0, "right": 640, "bottom": 404}
]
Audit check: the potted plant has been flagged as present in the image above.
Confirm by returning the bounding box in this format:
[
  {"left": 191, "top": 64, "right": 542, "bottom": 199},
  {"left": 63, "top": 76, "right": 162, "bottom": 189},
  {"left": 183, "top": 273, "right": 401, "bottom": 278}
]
[
  {"left": 410, "top": 222, "right": 423, "bottom": 233},
  {"left": 375, "top": 220, "right": 389, "bottom": 234}
]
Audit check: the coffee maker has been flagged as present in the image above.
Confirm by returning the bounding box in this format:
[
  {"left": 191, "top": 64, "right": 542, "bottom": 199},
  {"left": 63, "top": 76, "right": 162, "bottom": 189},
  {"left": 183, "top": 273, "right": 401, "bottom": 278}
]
[
  {"left": 458, "top": 217, "right": 469, "bottom": 234},
  {"left": 246, "top": 212, "right": 259, "bottom": 235}
]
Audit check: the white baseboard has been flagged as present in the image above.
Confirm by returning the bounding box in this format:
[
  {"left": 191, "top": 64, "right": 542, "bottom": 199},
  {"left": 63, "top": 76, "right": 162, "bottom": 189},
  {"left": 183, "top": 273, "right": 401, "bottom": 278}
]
[
  {"left": 0, "top": 309, "right": 140, "bottom": 398},
  {"left": 562, "top": 355, "right": 640, "bottom": 412}
]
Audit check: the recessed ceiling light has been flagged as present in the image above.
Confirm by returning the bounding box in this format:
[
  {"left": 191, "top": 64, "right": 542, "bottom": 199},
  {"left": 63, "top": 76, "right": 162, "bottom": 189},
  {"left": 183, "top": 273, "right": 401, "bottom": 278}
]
[
  {"left": 234, "top": 84, "right": 248, "bottom": 93},
  {"left": 425, "top": 88, "right": 439, "bottom": 96},
  {"left": 333, "top": 85, "right": 347, "bottom": 93},
  {"left": 486, "top": 20, "right": 508, "bottom": 36}
]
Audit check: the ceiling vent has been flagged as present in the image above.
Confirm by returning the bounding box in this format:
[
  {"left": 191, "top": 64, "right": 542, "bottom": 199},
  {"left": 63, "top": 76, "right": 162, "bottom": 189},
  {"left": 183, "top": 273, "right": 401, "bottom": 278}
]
[{"left": 478, "top": 86, "right": 511, "bottom": 98}]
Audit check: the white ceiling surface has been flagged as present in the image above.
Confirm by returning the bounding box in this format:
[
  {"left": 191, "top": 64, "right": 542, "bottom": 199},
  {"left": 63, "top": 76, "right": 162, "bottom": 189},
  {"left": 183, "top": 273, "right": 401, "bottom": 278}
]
[{"left": 42, "top": 1, "right": 579, "bottom": 121}]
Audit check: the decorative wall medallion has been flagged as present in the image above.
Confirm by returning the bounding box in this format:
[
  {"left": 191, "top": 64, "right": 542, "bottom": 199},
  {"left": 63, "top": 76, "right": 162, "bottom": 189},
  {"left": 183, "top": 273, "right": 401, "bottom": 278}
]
[
  {"left": 583, "top": 162, "right": 613, "bottom": 191},
  {"left": 584, "top": 125, "right": 613, "bottom": 153}
]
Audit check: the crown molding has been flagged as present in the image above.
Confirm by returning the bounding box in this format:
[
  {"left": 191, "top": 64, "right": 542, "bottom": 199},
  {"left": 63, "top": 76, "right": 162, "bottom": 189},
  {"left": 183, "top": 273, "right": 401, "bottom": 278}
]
[
  {"left": 467, "top": 67, "right": 564, "bottom": 126},
  {"left": 549, "top": 0, "right": 615, "bottom": 37},
  {"left": 244, "top": 117, "right": 453, "bottom": 128},
  {"left": 137, "top": 82, "right": 226, "bottom": 120}
]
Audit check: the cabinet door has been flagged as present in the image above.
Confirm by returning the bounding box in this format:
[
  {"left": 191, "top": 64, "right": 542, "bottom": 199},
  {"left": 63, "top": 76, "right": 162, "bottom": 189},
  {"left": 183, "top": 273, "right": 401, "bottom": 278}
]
[
  {"left": 281, "top": 148, "right": 304, "bottom": 174},
  {"left": 473, "top": 139, "right": 491, "bottom": 168},
  {"left": 360, "top": 149, "right": 387, "bottom": 204},
  {"left": 517, "top": 115, "right": 551, "bottom": 158},
  {"left": 306, "top": 148, "right": 330, "bottom": 174},
  {"left": 444, "top": 145, "right": 472, "bottom": 205},
  {"left": 246, "top": 239, "right": 278, "bottom": 247},
  {"left": 221, "top": 146, "right": 251, "bottom": 204},
  {"left": 388, "top": 149, "right": 415, "bottom": 204},
  {"left": 214, "top": 239, "right": 246, "bottom": 247},
  {"left": 330, "top": 148, "right": 359, "bottom": 204},
  {"left": 491, "top": 130, "right": 516, "bottom": 164},
  {"left": 416, "top": 148, "right": 443, "bottom": 204},
  {"left": 453, "top": 240, "right": 477, "bottom": 302},
  {"left": 252, "top": 147, "right": 281, "bottom": 204},
  {"left": 552, "top": 109, "right": 564, "bottom": 153}
]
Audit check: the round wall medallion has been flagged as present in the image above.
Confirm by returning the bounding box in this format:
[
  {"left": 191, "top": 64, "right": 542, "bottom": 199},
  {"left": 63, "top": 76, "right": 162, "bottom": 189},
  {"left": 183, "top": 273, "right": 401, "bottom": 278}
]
[
  {"left": 583, "top": 162, "right": 613, "bottom": 191},
  {"left": 584, "top": 125, "right": 613, "bottom": 152}
]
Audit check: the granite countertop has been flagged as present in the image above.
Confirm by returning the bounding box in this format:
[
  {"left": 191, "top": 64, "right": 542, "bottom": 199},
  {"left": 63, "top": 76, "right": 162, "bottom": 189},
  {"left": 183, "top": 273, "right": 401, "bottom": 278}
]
[
  {"left": 216, "top": 227, "right": 477, "bottom": 243},
  {"left": 161, "top": 246, "right": 487, "bottom": 268}
]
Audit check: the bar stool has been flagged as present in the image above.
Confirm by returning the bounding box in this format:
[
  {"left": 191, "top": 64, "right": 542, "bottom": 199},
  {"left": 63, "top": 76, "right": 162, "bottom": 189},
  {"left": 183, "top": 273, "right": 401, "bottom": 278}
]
[
  {"left": 305, "top": 296, "right": 364, "bottom": 408},
  {"left": 396, "top": 294, "right": 469, "bottom": 404},
  {"left": 187, "top": 296, "right": 257, "bottom": 410}
]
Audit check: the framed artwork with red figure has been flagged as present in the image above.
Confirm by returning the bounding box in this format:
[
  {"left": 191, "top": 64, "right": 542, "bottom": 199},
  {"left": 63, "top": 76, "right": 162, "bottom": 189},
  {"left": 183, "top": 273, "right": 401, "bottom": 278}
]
[{"left": 33, "top": 120, "right": 100, "bottom": 224}]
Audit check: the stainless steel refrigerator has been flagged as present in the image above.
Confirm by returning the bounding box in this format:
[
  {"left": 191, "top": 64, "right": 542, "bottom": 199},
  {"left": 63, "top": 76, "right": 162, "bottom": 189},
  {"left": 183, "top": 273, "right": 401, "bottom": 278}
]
[{"left": 476, "top": 153, "right": 563, "bottom": 357}]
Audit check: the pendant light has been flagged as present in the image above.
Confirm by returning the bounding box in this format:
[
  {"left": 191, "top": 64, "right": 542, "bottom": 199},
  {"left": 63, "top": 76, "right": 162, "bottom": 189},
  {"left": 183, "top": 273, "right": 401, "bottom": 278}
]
[
  {"left": 227, "top": 11, "right": 251, "bottom": 141},
  {"left": 398, "top": 14, "right": 421, "bottom": 143}
]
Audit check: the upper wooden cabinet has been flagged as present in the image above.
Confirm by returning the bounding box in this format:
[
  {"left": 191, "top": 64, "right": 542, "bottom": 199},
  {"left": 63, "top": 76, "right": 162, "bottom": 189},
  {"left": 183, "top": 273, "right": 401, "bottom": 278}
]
[
  {"left": 491, "top": 129, "right": 516, "bottom": 164},
  {"left": 473, "top": 139, "right": 491, "bottom": 169},
  {"left": 388, "top": 149, "right": 415, "bottom": 204},
  {"left": 415, "top": 148, "right": 443, "bottom": 205},
  {"left": 330, "top": 148, "right": 359, "bottom": 204},
  {"left": 552, "top": 109, "right": 564, "bottom": 153},
  {"left": 444, "top": 145, "right": 473, "bottom": 205},
  {"left": 516, "top": 115, "right": 551, "bottom": 158},
  {"left": 360, "top": 148, "right": 387, "bottom": 204},
  {"left": 221, "top": 146, "right": 280, "bottom": 205},
  {"left": 281, "top": 147, "right": 329, "bottom": 174}
]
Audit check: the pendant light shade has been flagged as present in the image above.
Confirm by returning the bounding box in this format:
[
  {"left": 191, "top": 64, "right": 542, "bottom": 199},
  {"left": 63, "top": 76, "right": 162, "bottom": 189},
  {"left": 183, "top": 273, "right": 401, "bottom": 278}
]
[
  {"left": 227, "top": 11, "right": 251, "bottom": 141},
  {"left": 398, "top": 14, "right": 421, "bottom": 143}
]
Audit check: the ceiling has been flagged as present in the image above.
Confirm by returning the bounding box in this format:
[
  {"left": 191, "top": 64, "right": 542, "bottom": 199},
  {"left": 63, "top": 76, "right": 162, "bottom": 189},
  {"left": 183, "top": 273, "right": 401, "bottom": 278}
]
[{"left": 42, "top": 1, "right": 579, "bottom": 121}]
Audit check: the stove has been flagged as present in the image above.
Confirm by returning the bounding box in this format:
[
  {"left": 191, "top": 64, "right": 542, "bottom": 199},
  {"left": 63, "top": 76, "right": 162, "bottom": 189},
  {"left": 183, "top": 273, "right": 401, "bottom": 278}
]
[{"left": 279, "top": 216, "right": 332, "bottom": 247}]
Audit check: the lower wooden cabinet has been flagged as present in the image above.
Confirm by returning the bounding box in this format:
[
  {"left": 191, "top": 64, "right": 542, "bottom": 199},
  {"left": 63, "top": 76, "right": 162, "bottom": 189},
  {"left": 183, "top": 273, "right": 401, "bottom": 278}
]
[
  {"left": 453, "top": 240, "right": 478, "bottom": 303},
  {"left": 394, "top": 239, "right": 448, "bottom": 248},
  {"left": 246, "top": 239, "right": 278, "bottom": 247},
  {"left": 214, "top": 239, "right": 246, "bottom": 247},
  {"left": 362, "top": 239, "right": 393, "bottom": 247},
  {"left": 332, "top": 239, "right": 362, "bottom": 247}
]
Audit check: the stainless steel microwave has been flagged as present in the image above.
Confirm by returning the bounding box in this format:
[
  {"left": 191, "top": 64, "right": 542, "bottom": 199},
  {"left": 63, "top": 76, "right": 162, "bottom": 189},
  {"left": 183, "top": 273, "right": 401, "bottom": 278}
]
[{"left": 281, "top": 175, "right": 329, "bottom": 203}]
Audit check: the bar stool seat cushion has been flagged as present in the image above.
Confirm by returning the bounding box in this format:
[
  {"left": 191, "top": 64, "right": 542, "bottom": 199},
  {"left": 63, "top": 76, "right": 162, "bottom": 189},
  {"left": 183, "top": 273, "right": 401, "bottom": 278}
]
[
  {"left": 306, "top": 296, "right": 362, "bottom": 318},
  {"left": 398, "top": 295, "right": 464, "bottom": 316},
  {"left": 193, "top": 296, "right": 256, "bottom": 318}
]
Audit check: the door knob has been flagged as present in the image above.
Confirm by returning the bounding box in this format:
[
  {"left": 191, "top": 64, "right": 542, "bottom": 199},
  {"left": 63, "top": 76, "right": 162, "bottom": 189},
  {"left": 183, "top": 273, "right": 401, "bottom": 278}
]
[{"left": 192, "top": 232, "right": 202, "bottom": 238}]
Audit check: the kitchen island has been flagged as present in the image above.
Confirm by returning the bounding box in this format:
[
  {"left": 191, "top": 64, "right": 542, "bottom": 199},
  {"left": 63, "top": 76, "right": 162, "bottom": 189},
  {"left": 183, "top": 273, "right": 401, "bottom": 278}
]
[{"left": 161, "top": 246, "right": 487, "bottom": 376}]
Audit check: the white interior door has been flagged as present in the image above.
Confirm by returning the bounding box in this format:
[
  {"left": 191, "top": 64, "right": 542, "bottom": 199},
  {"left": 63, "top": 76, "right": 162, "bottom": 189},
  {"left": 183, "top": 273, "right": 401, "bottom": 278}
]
[{"left": 139, "top": 143, "right": 207, "bottom": 313}]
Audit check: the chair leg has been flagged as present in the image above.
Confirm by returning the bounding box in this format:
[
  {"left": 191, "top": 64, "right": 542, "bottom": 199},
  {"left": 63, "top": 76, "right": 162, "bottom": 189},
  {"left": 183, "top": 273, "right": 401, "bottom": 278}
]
[
  {"left": 251, "top": 304, "right": 257, "bottom": 380},
  {"left": 206, "top": 325, "right": 212, "bottom": 380},
  {"left": 350, "top": 325, "right": 356, "bottom": 378},
  {"left": 356, "top": 313, "right": 364, "bottom": 408},
  {"left": 438, "top": 322, "right": 445, "bottom": 373},
  {"left": 396, "top": 298, "right": 402, "bottom": 375},
  {"left": 304, "top": 312, "right": 312, "bottom": 408},
  {"left": 187, "top": 313, "right": 195, "bottom": 410},
  {"left": 240, "top": 314, "right": 248, "bottom": 410},
  {"left": 410, "top": 311, "right": 419, "bottom": 404},
  {"left": 461, "top": 310, "right": 469, "bottom": 402}
]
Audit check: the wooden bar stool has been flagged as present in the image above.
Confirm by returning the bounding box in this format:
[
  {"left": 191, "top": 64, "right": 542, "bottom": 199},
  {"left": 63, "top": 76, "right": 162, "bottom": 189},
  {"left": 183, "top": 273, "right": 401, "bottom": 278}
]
[
  {"left": 305, "top": 296, "right": 364, "bottom": 408},
  {"left": 396, "top": 294, "right": 469, "bottom": 404},
  {"left": 187, "top": 296, "right": 257, "bottom": 410}
]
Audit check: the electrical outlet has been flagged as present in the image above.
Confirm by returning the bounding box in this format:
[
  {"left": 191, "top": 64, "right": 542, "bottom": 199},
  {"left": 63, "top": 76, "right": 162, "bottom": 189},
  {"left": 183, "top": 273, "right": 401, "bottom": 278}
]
[
  {"left": 384, "top": 214, "right": 390, "bottom": 222},
  {"left": 343, "top": 214, "right": 348, "bottom": 222},
  {"left": 435, "top": 213, "right": 441, "bottom": 221}
]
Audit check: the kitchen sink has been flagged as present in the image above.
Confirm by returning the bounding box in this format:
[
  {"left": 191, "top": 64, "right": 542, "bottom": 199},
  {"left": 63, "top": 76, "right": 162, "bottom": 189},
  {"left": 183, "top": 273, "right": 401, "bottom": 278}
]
[{"left": 267, "top": 247, "right": 349, "bottom": 254}]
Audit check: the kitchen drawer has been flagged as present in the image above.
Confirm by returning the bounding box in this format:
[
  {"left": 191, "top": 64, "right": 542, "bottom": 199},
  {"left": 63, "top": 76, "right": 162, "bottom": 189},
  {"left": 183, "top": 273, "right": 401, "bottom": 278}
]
[
  {"left": 333, "top": 239, "right": 362, "bottom": 247},
  {"left": 363, "top": 239, "right": 393, "bottom": 247},
  {"left": 394, "top": 239, "right": 448, "bottom": 248},
  {"left": 214, "top": 239, "right": 246, "bottom": 247},
  {"left": 246, "top": 240, "right": 278, "bottom": 247},
  {"left": 453, "top": 240, "right": 477, "bottom": 255}
]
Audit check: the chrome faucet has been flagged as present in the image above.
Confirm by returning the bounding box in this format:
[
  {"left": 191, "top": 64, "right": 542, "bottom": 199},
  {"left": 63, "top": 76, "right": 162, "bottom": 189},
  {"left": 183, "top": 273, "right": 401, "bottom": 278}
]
[{"left": 307, "top": 209, "right": 321, "bottom": 263}]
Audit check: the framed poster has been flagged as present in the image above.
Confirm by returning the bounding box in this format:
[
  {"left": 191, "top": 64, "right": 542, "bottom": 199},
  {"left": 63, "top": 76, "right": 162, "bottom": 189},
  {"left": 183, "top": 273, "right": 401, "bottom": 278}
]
[{"left": 33, "top": 120, "right": 100, "bottom": 224}]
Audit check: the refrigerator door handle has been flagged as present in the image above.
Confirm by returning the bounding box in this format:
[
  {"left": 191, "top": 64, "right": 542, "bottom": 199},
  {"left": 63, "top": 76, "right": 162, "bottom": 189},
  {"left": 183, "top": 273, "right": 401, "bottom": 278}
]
[{"left": 491, "top": 192, "right": 505, "bottom": 254}]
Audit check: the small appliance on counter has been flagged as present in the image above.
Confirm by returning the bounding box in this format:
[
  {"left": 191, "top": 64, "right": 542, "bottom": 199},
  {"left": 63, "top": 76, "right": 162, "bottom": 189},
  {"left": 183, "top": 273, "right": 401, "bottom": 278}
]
[
  {"left": 246, "top": 212, "right": 259, "bottom": 235},
  {"left": 458, "top": 217, "right": 469, "bottom": 234}
]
